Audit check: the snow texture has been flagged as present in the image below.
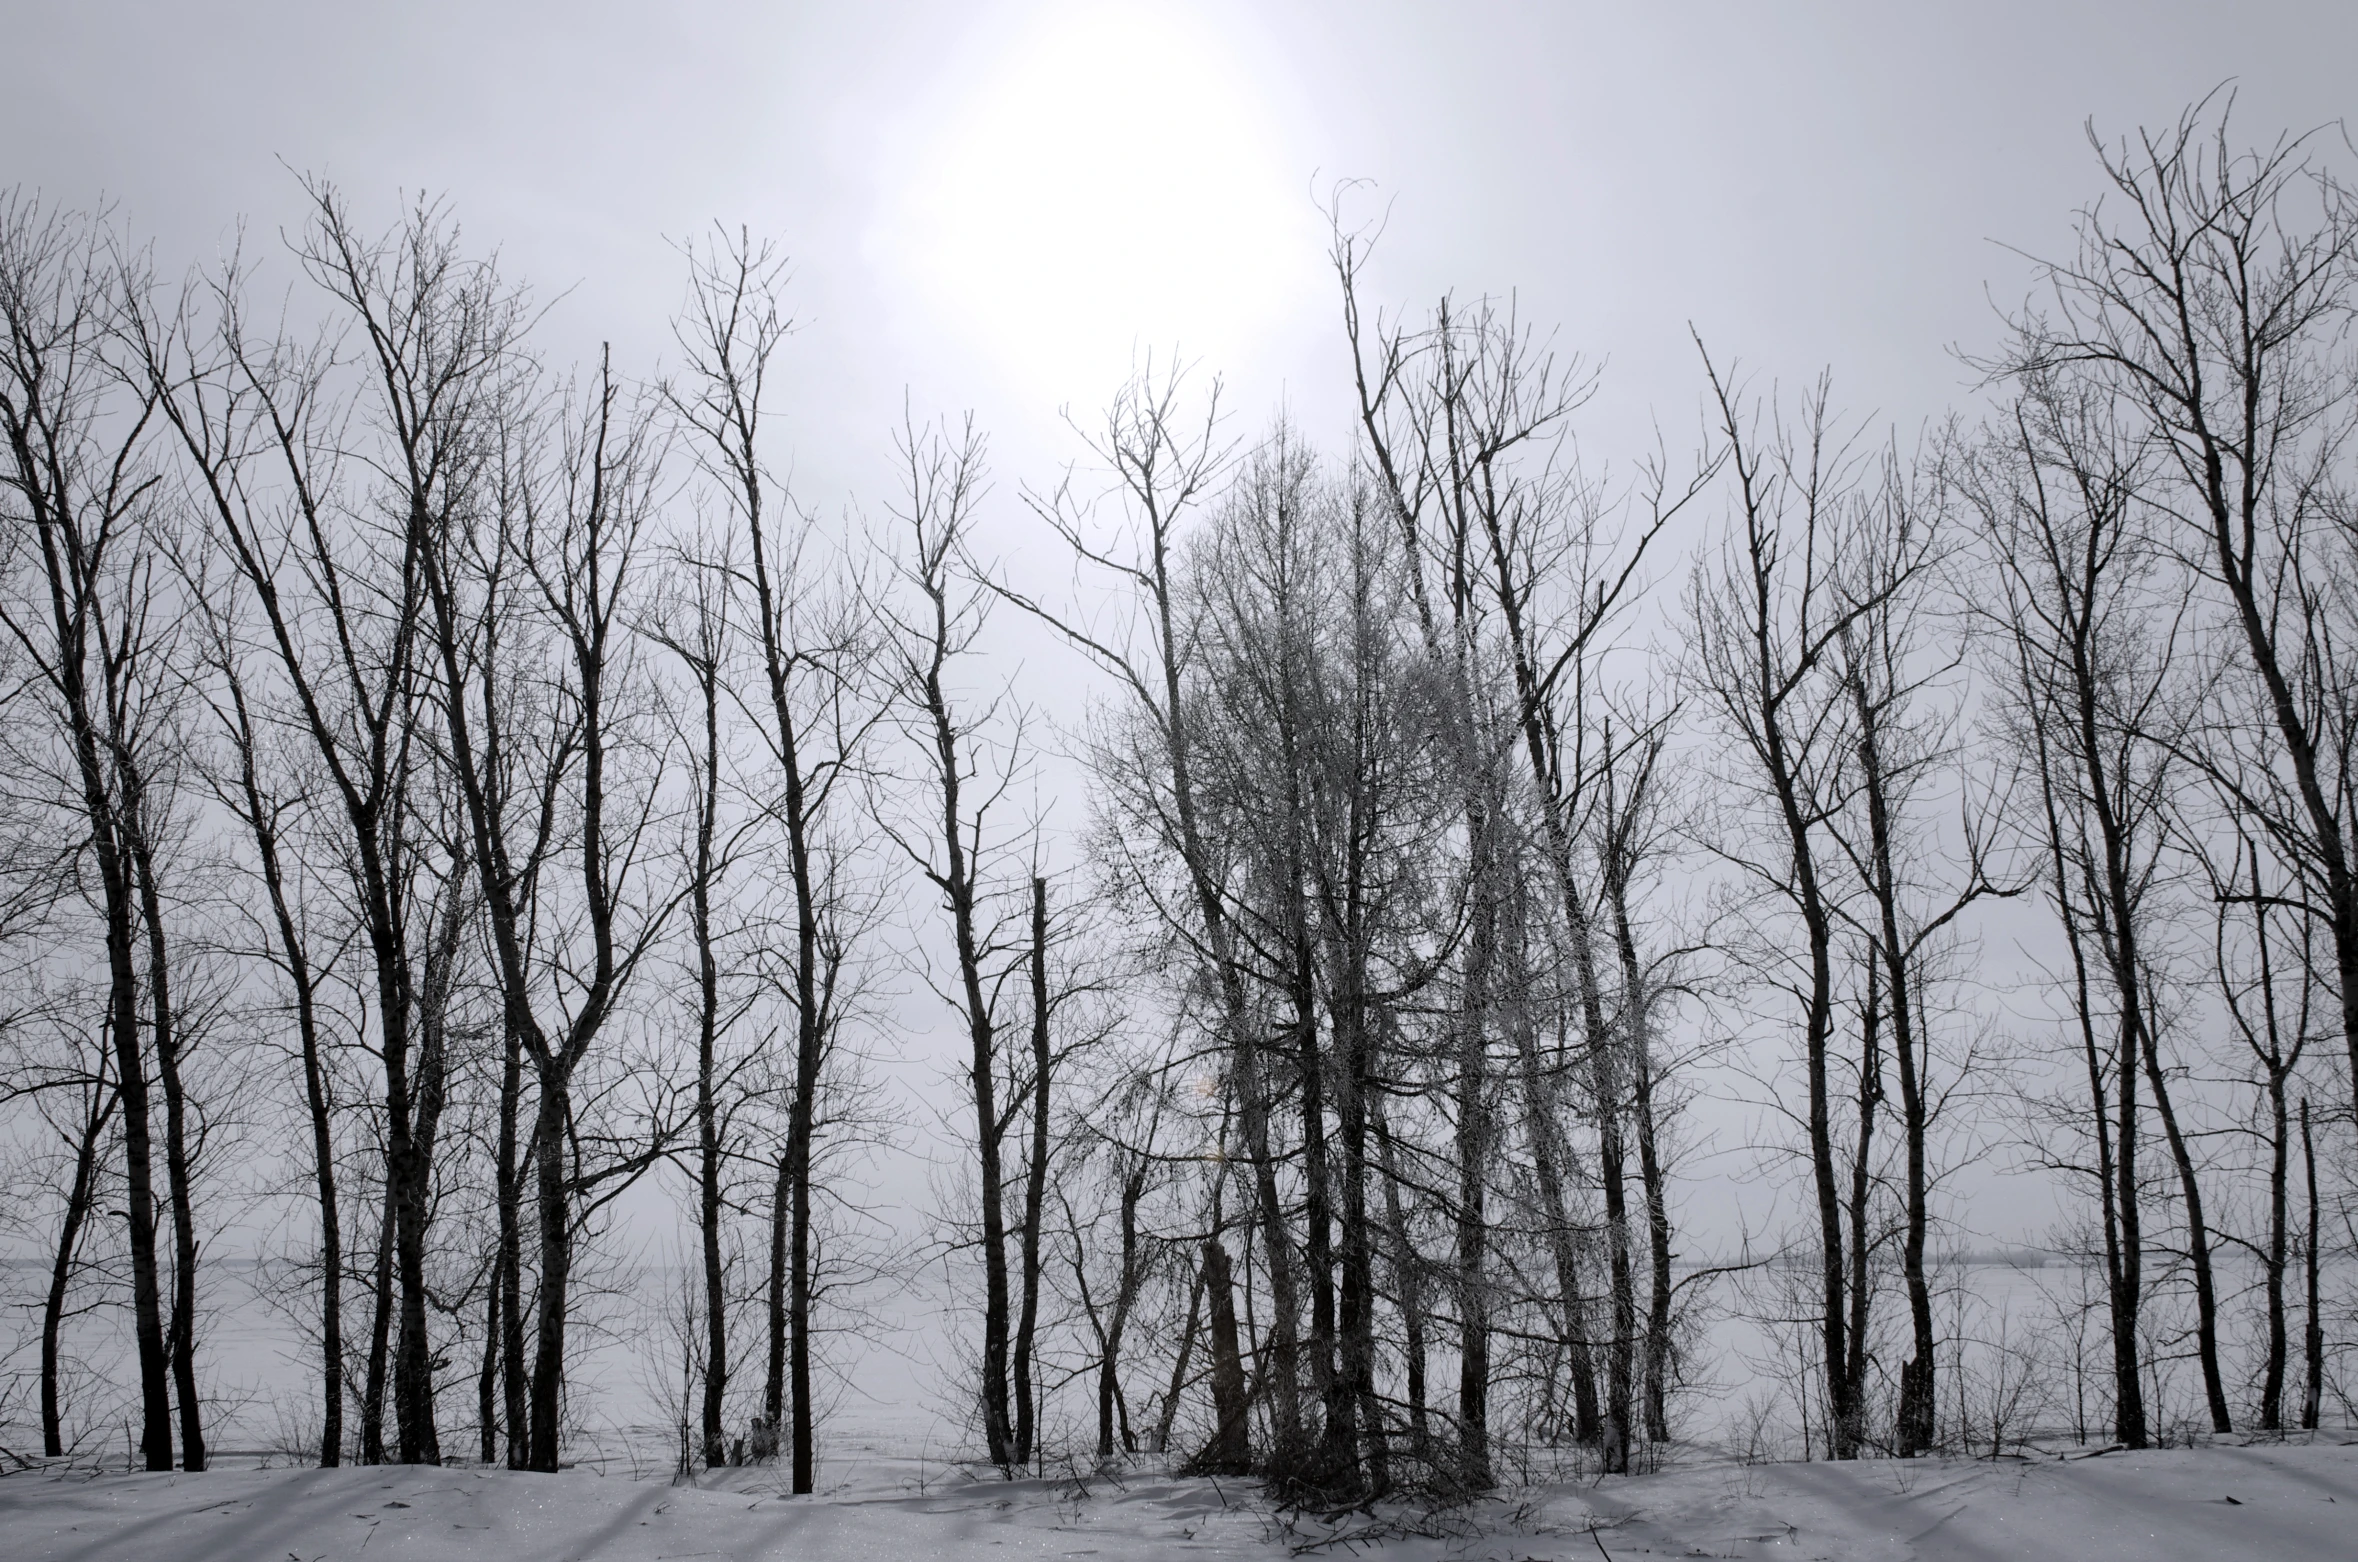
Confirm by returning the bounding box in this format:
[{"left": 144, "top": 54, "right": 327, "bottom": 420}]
[{"left": 3, "top": 1442, "right": 2354, "bottom": 1560}]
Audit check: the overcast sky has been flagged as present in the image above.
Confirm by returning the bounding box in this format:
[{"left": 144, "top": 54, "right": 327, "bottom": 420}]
[
  {"left": 17, "top": 1, "right": 2355, "bottom": 508},
  {"left": 12, "top": 2, "right": 2357, "bottom": 1256}
]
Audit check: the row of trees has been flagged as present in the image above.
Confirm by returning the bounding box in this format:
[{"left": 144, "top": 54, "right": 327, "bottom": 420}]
[
  {"left": 0, "top": 188, "right": 902, "bottom": 1484},
  {"left": 2, "top": 96, "right": 2353, "bottom": 1493}
]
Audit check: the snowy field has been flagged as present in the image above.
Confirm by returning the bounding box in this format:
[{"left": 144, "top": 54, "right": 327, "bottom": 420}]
[
  {"left": 4, "top": 1440, "right": 2357, "bottom": 1561},
  {"left": 9, "top": 1255, "right": 2356, "bottom": 1558}
]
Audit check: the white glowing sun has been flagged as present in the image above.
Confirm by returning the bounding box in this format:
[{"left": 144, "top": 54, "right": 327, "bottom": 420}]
[{"left": 872, "top": 1, "right": 1321, "bottom": 405}]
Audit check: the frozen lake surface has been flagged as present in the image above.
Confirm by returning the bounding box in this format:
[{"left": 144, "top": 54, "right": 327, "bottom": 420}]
[{"left": 9, "top": 1252, "right": 2347, "bottom": 1475}]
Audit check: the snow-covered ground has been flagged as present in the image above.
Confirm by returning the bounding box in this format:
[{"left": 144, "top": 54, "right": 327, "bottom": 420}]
[{"left": 4, "top": 1439, "right": 2354, "bottom": 1561}]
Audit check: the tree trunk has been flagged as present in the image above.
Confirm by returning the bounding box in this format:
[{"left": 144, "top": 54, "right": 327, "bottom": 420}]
[
  {"left": 1762, "top": 697, "right": 1853, "bottom": 1457},
  {"left": 131, "top": 822, "right": 205, "bottom": 1472},
  {"left": 788, "top": 1037, "right": 817, "bottom": 1494},
  {"left": 85, "top": 735, "right": 171, "bottom": 1472},
  {"left": 765, "top": 1148, "right": 787, "bottom": 1450},
  {"left": 1508, "top": 927, "right": 1602, "bottom": 1449},
  {"left": 1609, "top": 852, "right": 1676, "bottom": 1444},
  {"left": 361, "top": 1175, "right": 394, "bottom": 1464},
  {"left": 1013, "top": 877, "right": 1053, "bottom": 1468},
  {"left": 1372, "top": 1094, "right": 1428, "bottom": 1458},
  {"left": 528, "top": 1068, "right": 571, "bottom": 1470},
  {"left": 2035, "top": 743, "right": 2146, "bottom": 1449},
  {"left": 1295, "top": 938, "right": 1337, "bottom": 1467},
  {"left": 2260, "top": 1064, "right": 2290, "bottom": 1432},
  {"left": 925, "top": 654, "right": 1011, "bottom": 1469},
  {"left": 1097, "top": 1161, "right": 1147, "bottom": 1460},
  {"left": 2301, "top": 1098, "right": 2323, "bottom": 1432},
  {"left": 497, "top": 1021, "right": 528, "bottom": 1468},
  {"left": 2139, "top": 1035, "right": 2229, "bottom": 1433},
  {"left": 2108, "top": 971, "right": 2146, "bottom": 1450},
  {"left": 2058, "top": 596, "right": 2156, "bottom": 1451},
  {"left": 692, "top": 663, "right": 728, "bottom": 1469},
  {"left": 1852, "top": 674, "right": 1935, "bottom": 1457},
  {"left": 1454, "top": 837, "right": 1497, "bottom": 1491},
  {"left": 107, "top": 853, "right": 172, "bottom": 1474},
  {"left": 478, "top": 1256, "right": 501, "bottom": 1466},
  {"left": 41, "top": 1065, "right": 115, "bottom": 1457},
  {"left": 385, "top": 998, "right": 434, "bottom": 1463},
  {"left": 394, "top": 883, "right": 453, "bottom": 1468},
  {"left": 1154, "top": 1256, "right": 1205, "bottom": 1455},
  {"left": 1565, "top": 887, "right": 1634, "bottom": 1473},
  {"left": 1844, "top": 960, "right": 1880, "bottom": 1457},
  {"left": 1327, "top": 939, "right": 1380, "bottom": 1491},
  {"left": 1198, "top": 1238, "right": 1250, "bottom": 1475},
  {"left": 297, "top": 946, "right": 341, "bottom": 1469},
  {"left": 228, "top": 691, "right": 343, "bottom": 1467}
]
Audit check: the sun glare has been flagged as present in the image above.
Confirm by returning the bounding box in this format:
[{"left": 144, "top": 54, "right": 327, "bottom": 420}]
[{"left": 872, "top": 2, "right": 1320, "bottom": 406}]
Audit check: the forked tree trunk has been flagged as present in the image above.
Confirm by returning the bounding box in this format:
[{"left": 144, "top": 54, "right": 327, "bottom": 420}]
[
  {"left": 1851, "top": 673, "right": 1935, "bottom": 1457},
  {"left": 1563, "top": 887, "right": 1633, "bottom": 1473},
  {"left": 132, "top": 823, "right": 204, "bottom": 1471},
  {"left": 2034, "top": 740, "right": 2147, "bottom": 1449},
  {"left": 1844, "top": 959, "right": 1880, "bottom": 1457},
  {"left": 1607, "top": 843, "right": 1676, "bottom": 1444},
  {"left": 1096, "top": 1160, "right": 1147, "bottom": 1459},
  {"left": 396, "top": 876, "right": 456, "bottom": 1467}
]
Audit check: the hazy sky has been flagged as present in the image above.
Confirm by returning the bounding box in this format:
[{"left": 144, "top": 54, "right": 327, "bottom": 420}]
[
  {"left": 16, "top": 1, "right": 2355, "bottom": 511},
  {"left": 12, "top": 2, "right": 2356, "bottom": 1251}
]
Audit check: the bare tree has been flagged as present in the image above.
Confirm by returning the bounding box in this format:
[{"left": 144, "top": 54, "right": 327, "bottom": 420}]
[
  {"left": 2201, "top": 833, "right": 2315, "bottom": 1431},
  {"left": 423, "top": 346, "right": 675, "bottom": 1471},
  {"left": 1012, "top": 874, "right": 1055, "bottom": 1468},
  {"left": 1596, "top": 714, "right": 1686, "bottom": 1443},
  {"left": 1684, "top": 355, "right": 1914, "bottom": 1460},
  {"left": 648, "top": 554, "right": 755, "bottom": 1471},
  {"left": 1960, "top": 381, "right": 2175, "bottom": 1448},
  {"left": 204, "top": 638, "right": 344, "bottom": 1464},
  {"left": 136, "top": 183, "right": 538, "bottom": 1464},
  {"left": 872, "top": 409, "right": 1032, "bottom": 1469},
  {"left": 2006, "top": 95, "right": 2358, "bottom": 1136},
  {"left": 0, "top": 192, "right": 177, "bottom": 1469},
  {"left": 670, "top": 228, "right": 879, "bottom": 1493},
  {"left": 996, "top": 363, "right": 1315, "bottom": 1474},
  {"left": 1823, "top": 457, "right": 2015, "bottom": 1455}
]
